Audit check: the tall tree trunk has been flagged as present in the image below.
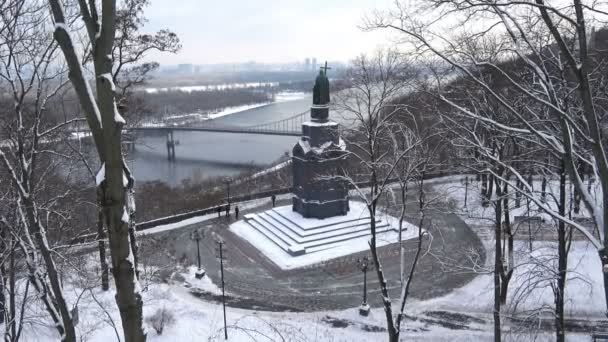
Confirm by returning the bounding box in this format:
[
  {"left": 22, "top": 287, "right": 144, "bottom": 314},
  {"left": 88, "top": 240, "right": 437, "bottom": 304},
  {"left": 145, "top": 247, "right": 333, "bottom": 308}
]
[
  {"left": 48, "top": 2, "right": 147, "bottom": 339},
  {"left": 398, "top": 182, "right": 408, "bottom": 285},
  {"left": 369, "top": 204, "right": 399, "bottom": 342},
  {"left": 127, "top": 189, "right": 139, "bottom": 279},
  {"left": 0, "top": 264, "right": 4, "bottom": 325},
  {"left": 555, "top": 160, "right": 567, "bottom": 342},
  {"left": 515, "top": 179, "right": 522, "bottom": 208},
  {"left": 493, "top": 176, "right": 502, "bottom": 342},
  {"left": 9, "top": 239, "right": 16, "bottom": 342},
  {"left": 368, "top": 163, "right": 398, "bottom": 342},
  {"left": 0, "top": 229, "right": 5, "bottom": 325},
  {"left": 500, "top": 181, "right": 514, "bottom": 305},
  {"left": 97, "top": 208, "right": 110, "bottom": 291}
]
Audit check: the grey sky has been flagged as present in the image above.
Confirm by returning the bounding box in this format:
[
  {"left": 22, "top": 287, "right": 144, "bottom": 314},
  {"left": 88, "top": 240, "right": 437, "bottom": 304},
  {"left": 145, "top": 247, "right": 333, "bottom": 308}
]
[{"left": 143, "top": 0, "right": 392, "bottom": 65}]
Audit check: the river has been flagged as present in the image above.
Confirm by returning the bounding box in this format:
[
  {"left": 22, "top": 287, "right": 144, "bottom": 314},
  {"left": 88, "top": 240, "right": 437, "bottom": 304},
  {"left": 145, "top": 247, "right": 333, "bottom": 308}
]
[{"left": 129, "top": 95, "right": 311, "bottom": 186}]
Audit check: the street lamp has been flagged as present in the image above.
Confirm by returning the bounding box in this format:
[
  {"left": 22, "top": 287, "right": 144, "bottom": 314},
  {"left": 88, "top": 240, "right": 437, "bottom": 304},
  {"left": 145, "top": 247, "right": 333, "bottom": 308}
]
[
  {"left": 212, "top": 232, "right": 228, "bottom": 340},
  {"left": 190, "top": 229, "right": 206, "bottom": 279},
  {"left": 357, "top": 256, "right": 370, "bottom": 316}
]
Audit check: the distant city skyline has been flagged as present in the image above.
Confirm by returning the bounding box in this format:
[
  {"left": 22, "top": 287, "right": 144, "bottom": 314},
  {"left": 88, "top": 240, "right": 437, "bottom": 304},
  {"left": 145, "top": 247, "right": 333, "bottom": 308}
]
[{"left": 142, "top": 0, "right": 393, "bottom": 66}]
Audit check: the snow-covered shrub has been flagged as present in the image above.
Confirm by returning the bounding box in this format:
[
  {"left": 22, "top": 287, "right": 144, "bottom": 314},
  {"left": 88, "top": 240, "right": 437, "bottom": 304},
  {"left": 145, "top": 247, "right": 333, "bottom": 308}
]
[{"left": 146, "top": 307, "right": 176, "bottom": 335}]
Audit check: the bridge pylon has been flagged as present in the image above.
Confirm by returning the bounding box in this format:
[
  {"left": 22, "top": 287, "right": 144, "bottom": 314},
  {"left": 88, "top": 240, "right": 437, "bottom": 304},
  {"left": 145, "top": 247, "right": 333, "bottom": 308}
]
[{"left": 166, "top": 129, "right": 176, "bottom": 161}]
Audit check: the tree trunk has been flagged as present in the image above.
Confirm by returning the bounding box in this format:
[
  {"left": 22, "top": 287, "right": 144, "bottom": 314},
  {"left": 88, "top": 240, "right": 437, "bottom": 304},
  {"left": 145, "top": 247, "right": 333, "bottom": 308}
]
[
  {"left": 515, "top": 179, "right": 522, "bottom": 208},
  {"left": 369, "top": 204, "right": 399, "bottom": 342},
  {"left": 100, "top": 160, "right": 145, "bottom": 342},
  {"left": 499, "top": 181, "right": 514, "bottom": 305},
  {"left": 97, "top": 208, "right": 110, "bottom": 291},
  {"left": 573, "top": 187, "right": 581, "bottom": 214},
  {"left": 398, "top": 182, "right": 408, "bottom": 285},
  {"left": 9, "top": 240, "right": 16, "bottom": 341},
  {"left": 127, "top": 189, "right": 140, "bottom": 279},
  {"left": 555, "top": 160, "right": 567, "bottom": 342},
  {"left": 541, "top": 176, "right": 547, "bottom": 202},
  {"left": 493, "top": 177, "right": 502, "bottom": 342},
  {"left": 481, "top": 173, "right": 488, "bottom": 204},
  {"left": 0, "top": 230, "right": 5, "bottom": 325},
  {"left": 0, "top": 261, "right": 4, "bottom": 325}
]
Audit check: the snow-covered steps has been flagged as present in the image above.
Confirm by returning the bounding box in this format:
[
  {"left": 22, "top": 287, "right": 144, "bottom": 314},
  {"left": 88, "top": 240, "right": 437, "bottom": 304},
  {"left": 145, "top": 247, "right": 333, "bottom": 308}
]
[{"left": 242, "top": 201, "right": 398, "bottom": 256}]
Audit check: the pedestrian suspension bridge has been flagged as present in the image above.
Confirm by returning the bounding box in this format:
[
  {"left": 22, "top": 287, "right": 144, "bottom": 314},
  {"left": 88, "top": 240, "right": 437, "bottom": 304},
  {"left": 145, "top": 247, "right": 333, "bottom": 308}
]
[{"left": 68, "top": 110, "right": 308, "bottom": 161}]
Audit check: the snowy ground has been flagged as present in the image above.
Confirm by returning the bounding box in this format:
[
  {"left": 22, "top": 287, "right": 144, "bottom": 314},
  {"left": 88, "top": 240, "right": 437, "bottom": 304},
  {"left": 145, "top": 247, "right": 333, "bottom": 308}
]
[
  {"left": 423, "top": 177, "right": 605, "bottom": 313},
  {"left": 4, "top": 178, "right": 605, "bottom": 341},
  {"left": 5, "top": 261, "right": 595, "bottom": 342}
]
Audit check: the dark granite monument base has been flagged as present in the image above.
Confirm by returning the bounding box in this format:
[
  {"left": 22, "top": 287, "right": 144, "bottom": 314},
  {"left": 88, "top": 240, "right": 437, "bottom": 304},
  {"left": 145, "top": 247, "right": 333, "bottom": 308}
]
[{"left": 292, "top": 197, "right": 349, "bottom": 219}]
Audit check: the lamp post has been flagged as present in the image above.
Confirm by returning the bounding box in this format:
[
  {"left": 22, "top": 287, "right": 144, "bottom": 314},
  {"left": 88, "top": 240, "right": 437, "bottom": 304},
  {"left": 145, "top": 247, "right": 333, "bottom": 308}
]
[
  {"left": 357, "top": 256, "right": 370, "bottom": 316},
  {"left": 191, "top": 229, "right": 205, "bottom": 279},
  {"left": 213, "top": 232, "right": 228, "bottom": 340}
]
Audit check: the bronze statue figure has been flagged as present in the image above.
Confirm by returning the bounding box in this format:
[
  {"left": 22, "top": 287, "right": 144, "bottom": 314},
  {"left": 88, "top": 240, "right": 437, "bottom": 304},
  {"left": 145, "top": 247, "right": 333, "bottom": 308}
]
[{"left": 313, "top": 62, "right": 331, "bottom": 105}]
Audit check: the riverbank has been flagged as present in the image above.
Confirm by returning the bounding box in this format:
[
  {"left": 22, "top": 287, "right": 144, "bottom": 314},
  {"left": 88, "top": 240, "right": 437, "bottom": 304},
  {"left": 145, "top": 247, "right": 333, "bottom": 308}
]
[{"left": 162, "top": 91, "right": 307, "bottom": 123}]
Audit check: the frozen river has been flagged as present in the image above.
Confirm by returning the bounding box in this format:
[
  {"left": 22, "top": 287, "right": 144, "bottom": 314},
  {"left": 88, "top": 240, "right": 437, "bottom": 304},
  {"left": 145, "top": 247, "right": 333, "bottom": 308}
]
[{"left": 129, "top": 95, "right": 310, "bottom": 186}]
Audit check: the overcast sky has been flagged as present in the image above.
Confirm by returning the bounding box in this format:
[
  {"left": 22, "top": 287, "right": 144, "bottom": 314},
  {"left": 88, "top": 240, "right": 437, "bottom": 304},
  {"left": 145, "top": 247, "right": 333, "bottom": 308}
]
[{"left": 142, "top": 0, "right": 393, "bottom": 65}]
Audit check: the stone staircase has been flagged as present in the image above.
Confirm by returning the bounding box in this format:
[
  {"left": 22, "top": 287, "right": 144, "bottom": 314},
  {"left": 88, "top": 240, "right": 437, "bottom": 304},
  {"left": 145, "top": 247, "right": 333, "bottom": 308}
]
[{"left": 243, "top": 202, "right": 396, "bottom": 256}]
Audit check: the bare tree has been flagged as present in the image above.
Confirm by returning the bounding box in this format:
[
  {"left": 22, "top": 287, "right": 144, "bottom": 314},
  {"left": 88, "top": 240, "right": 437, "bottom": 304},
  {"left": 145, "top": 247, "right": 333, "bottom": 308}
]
[
  {"left": 0, "top": 0, "right": 82, "bottom": 340},
  {"left": 47, "top": 0, "right": 146, "bottom": 340},
  {"left": 334, "top": 49, "right": 432, "bottom": 341},
  {"left": 89, "top": 0, "right": 180, "bottom": 293},
  {"left": 368, "top": 1, "right": 608, "bottom": 337}
]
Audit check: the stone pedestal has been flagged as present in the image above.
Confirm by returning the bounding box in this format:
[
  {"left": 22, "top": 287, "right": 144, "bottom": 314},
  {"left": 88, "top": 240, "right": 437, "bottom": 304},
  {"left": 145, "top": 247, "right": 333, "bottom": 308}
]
[{"left": 292, "top": 108, "right": 349, "bottom": 218}]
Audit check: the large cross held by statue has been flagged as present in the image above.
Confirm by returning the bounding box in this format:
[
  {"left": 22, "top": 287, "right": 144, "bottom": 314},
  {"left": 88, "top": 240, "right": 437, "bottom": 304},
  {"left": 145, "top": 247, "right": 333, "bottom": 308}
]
[{"left": 320, "top": 61, "right": 331, "bottom": 75}]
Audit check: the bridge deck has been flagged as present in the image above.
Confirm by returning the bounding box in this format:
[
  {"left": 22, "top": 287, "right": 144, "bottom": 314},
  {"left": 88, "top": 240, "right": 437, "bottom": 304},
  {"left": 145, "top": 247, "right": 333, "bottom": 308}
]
[{"left": 128, "top": 126, "right": 301, "bottom": 136}]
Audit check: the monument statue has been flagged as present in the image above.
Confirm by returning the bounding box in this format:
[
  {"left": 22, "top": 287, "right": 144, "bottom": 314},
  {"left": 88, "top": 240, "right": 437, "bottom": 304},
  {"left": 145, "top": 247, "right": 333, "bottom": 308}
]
[
  {"left": 291, "top": 62, "right": 349, "bottom": 219},
  {"left": 312, "top": 63, "right": 330, "bottom": 105}
]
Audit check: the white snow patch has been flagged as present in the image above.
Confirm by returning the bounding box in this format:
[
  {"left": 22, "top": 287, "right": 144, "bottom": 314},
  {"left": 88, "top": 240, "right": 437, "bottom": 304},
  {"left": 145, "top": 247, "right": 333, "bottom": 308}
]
[
  {"left": 95, "top": 163, "right": 105, "bottom": 185},
  {"left": 138, "top": 215, "right": 214, "bottom": 236},
  {"left": 121, "top": 207, "right": 129, "bottom": 223},
  {"left": 303, "top": 120, "right": 339, "bottom": 127},
  {"left": 413, "top": 240, "right": 606, "bottom": 317},
  {"left": 275, "top": 91, "right": 307, "bottom": 102},
  {"left": 114, "top": 107, "right": 126, "bottom": 124},
  {"left": 54, "top": 23, "right": 68, "bottom": 32},
  {"left": 250, "top": 160, "right": 290, "bottom": 179},
  {"left": 206, "top": 102, "right": 271, "bottom": 120},
  {"left": 230, "top": 201, "right": 420, "bottom": 270},
  {"left": 183, "top": 266, "right": 222, "bottom": 295}
]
